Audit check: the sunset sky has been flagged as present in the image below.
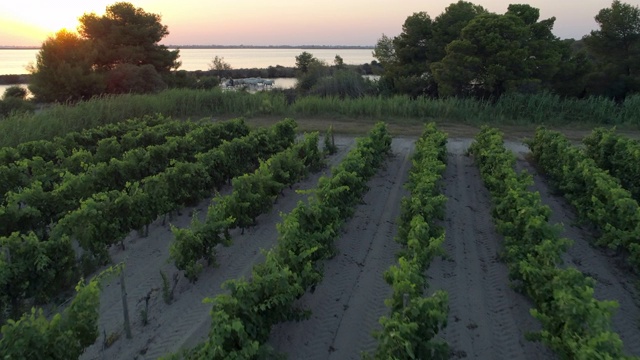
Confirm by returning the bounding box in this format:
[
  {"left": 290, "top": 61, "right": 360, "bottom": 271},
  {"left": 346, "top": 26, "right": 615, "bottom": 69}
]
[{"left": 0, "top": 1, "right": 636, "bottom": 46}]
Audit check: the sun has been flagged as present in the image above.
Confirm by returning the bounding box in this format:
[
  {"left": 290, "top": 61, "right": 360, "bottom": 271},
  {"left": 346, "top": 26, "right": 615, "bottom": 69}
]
[{"left": 0, "top": 1, "right": 113, "bottom": 45}]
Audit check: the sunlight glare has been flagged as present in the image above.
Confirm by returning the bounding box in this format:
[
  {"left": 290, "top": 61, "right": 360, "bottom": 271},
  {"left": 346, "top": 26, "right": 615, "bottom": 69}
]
[{"left": 0, "top": 1, "right": 113, "bottom": 44}]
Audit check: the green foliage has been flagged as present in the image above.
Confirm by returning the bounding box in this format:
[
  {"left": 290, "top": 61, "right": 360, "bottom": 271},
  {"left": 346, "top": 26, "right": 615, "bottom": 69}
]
[
  {"left": 432, "top": 6, "right": 563, "bottom": 98},
  {"left": 528, "top": 127, "right": 640, "bottom": 270},
  {"left": 374, "top": 1, "right": 486, "bottom": 96},
  {"left": 106, "top": 63, "right": 167, "bottom": 94},
  {"left": 0, "top": 119, "right": 249, "bottom": 315},
  {"left": 0, "top": 276, "right": 103, "bottom": 359},
  {"left": 209, "top": 56, "right": 232, "bottom": 78},
  {"left": 374, "top": 1, "right": 640, "bottom": 99},
  {"left": 2, "top": 85, "right": 28, "bottom": 100},
  {"left": 29, "top": 29, "right": 105, "bottom": 102},
  {"left": 0, "top": 233, "right": 76, "bottom": 319},
  {"left": 583, "top": 0, "right": 640, "bottom": 98},
  {"left": 295, "top": 51, "right": 317, "bottom": 74},
  {"left": 333, "top": 55, "right": 345, "bottom": 69},
  {"left": 295, "top": 59, "right": 329, "bottom": 93},
  {"left": 175, "top": 121, "right": 391, "bottom": 359},
  {"left": 6, "top": 87, "right": 640, "bottom": 149},
  {"left": 323, "top": 125, "right": 337, "bottom": 155},
  {"left": 0, "top": 96, "right": 34, "bottom": 118},
  {"left": 170, "top": 208, "right": 232, "bottom": 283},
  {"left": 169, "top": 122, "right": 323, "bottom": 282},
  {"left": 30, "top": 2, "right": 178, "bottom": 102},
  {"left": 370, "top": 123, "right": 449, "bottom": 359},
  {"left": 78, "top": 2, "right": 179, "bottom": 73},
  {"left": 308, "top": 69, "right": 376, "bottom": 99},
  {"left": 583, "top": 127, "right": 640, "bottom": 201},
  {"left": 471, "top": 126, "right": 628, "bottom": 358}
]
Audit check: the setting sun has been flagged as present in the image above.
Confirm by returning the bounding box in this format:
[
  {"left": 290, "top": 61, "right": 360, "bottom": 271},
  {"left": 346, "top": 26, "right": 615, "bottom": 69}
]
[{"left": 0, "top": 1, "right": 113, "bottom": 45}]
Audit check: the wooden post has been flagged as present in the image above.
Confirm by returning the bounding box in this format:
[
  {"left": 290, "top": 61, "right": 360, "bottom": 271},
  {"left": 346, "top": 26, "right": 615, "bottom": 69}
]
[{"left": 120, "top": 270, "right": 132, "bottom": 339}]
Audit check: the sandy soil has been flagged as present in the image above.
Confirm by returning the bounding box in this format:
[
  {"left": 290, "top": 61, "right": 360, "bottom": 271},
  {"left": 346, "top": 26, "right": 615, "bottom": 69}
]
[
  {"left": 512, "top": 144, "right": 640, "bottom": 358},
  {"left": 80, "top": 136, "right": 356, "bottom": 360},
  {"left": 79, "top": 133, "right": 640, "bottom": 360},
  {"left": 268, "top": 138, "right": 414, "bottom": 359},
  {"left": 427, "top": 139, "right": 555, "bottom": 360}
]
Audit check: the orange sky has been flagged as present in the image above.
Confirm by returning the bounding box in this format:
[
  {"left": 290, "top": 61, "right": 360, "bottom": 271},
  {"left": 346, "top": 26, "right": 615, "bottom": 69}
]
[{"left": 0, "top": 0, "right": 636, "bottom": 46}]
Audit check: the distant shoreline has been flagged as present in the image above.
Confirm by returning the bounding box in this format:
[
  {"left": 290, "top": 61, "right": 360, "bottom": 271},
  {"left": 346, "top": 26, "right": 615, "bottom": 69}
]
[{"left": 0, "top": 45, "right": 374, "bottom": 50}]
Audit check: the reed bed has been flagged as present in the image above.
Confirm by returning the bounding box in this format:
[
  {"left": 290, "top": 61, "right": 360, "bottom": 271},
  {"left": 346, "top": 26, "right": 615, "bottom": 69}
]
[{"left": 1, "top": 89, "right": 638, "bottom": 147}]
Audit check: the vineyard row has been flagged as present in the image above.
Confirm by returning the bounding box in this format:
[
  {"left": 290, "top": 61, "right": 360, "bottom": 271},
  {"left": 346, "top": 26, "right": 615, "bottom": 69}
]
[{"left": 470, "top": 126, "right": 631, "bottom": 359}]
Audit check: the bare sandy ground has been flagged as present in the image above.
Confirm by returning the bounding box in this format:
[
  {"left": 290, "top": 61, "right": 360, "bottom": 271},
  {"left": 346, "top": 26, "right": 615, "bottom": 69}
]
[
  {"left": 268, "top": 138, "right": 414, "bottom": 359},
  {"left": 268, "top": 138, "right": 557, "bottom": 360},
  {"left": 427, "top": 139, "right": 555, "bottom": 360},
  {"left": 78, "top": 134, "right": 640, "bottom": 360},
  {"left": 512, "top": 144, "right": 640, "bottom": 358},
  {"left": 80, "top": 136, "right": 356, "bottom": 360}
]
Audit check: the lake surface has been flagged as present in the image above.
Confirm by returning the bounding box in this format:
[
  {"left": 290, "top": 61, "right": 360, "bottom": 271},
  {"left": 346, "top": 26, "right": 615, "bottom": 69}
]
[{"left": 0, "top": 48, "right": 375, "bottom": 75}]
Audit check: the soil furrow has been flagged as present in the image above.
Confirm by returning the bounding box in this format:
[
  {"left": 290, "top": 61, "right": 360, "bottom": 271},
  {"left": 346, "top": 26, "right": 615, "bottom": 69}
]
[
  {"left": 80, "top": 136, "right": 355, "bottom": 360},
  {"left": 427, "top": 139, "right": 553, "bottom": 360},
  {"left": 513, "top": 145, "right": 640, "bottom": 358},
  {"left": 328, "top": 141, "right": 413, "bottom": 360},
  {"left": 268, "top": 138, "right": 413, "bottom": 360}
]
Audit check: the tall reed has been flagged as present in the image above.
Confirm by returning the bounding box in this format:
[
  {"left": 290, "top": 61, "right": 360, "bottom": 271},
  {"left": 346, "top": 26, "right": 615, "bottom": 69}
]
[
  {"left": 1, "top": 89, "right": 638, "bottom": 147},
  {"left": 0, "top": 89, "right": 287, "bottom": 146}
]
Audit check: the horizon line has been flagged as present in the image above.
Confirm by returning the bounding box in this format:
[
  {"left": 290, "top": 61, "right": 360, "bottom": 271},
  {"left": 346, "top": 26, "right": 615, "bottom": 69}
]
[{"left": 0, "top": 44, "right": 375, "bottom": 49}]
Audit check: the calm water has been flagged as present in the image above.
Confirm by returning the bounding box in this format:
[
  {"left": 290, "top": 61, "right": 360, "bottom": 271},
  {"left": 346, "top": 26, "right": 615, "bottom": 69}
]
[{"left": 0, "top": 48, "right": 375, "bottom": 75}]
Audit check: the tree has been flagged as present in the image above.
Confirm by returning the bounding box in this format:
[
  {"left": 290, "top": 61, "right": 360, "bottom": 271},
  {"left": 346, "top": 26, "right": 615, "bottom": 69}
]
[
  {"left": 2, "top": 86, "right": 27, "bottom": 100},
  {"left": 294, "top": 52, "right": 328, "bottom": 93},
  {"left": 432, "top": 6, "right": 563, "bottom": 98},
  {"left": 373, "top": 3, "right": 485, "bottom": 96},
  {"left": 373, "top": 34, "right": 397, "bottom": 69},
  {"left": 431, "top": 1, "right": 487, "bottom": 63},
  {"left": 333, "top": 55, "right": 345, "bottom": 69},
  {"left": 29, "top": 30, "right": 105, "bottom": 102},
  {"left": 0, "top": 86, "right": 34, "bottom": 118},
  {"left": 78, "top": 2, "right": 180, "bottom": 73},
  {"left": 548, "top": 39, "right": 594, "bottom": 97},
  {"left": 29, "top": 2, "right": 179, "bottom": 102},
  {"left": 209, "top": 56, "right": 232, "bottom": 78},
  {"left": 374, "top": 12, "right": 435, "bottom": 96},
  {"left": 295, "top": 51, "right": 316, "bottom": 74},
  {"left": 106, "top": 63, "right": 167, "bottom": 94},
  {"left": 584, "top": 0, "right": 640, "bottom": 98}
]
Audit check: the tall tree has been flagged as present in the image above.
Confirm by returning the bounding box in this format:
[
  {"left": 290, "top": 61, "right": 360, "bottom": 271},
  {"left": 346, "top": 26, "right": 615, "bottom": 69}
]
[
  {"left": 548, "top": 39, "right": 594, "bottom": 97},
  {"left": 295, "top": 51, "right": 317, "bottom": 74},
  {"left": 78, "top": 2, "right": 180, "bottom": 73},
  {"left": 373, "top": 2, "right": 485, "bottom": 96},
  {"left": 584, "top": 0, "right": 640, "bottom": 98},
  {"left": 28, "top": 30, "right": 105, "bottom": 102},
  {"left": 432, "top": 5, "right": 563, "bottom": 98},
  {"left": 430, "top": 1, "right": 487, "bottom": 62},
  {"left": 29, "top": 2, "right": 179, "bottom": 102}
]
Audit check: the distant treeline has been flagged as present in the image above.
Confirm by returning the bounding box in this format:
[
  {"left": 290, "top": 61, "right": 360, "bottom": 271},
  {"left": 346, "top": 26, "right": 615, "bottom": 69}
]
[
  {"left": 208, "top": 62, "right": 380, "bottom": 79},
  {"left": 0, "top": 74, "right": 30, "bottom": 85},
  {"left": 0, "top": 62, "right": 380, "bottom": 86},
  {"left": 168, "top": 45, "right": 374, "bottom": 49}
]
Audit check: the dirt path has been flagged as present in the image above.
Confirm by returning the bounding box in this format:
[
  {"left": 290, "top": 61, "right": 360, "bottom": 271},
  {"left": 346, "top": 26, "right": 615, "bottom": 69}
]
[
  {"left": 268, "top": 138, "right": 415, "bottom": 360},
  {"left": 512, "top": 143, "right": 640, "bottom": 357},
  {"left": 427, "top": 139, "right": 555, "bottom": 360},
  {"left": 79, "top": 136, "right": 356, "bottom": 360}
]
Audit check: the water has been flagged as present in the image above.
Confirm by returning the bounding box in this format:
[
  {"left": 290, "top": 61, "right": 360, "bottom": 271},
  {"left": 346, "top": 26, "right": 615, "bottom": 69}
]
[
  {"left": 0, "top": 47, "right": 375, "bottom": 75},
  {"left": 0, "top": 49, "right": 38, "bottom": 75}
]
